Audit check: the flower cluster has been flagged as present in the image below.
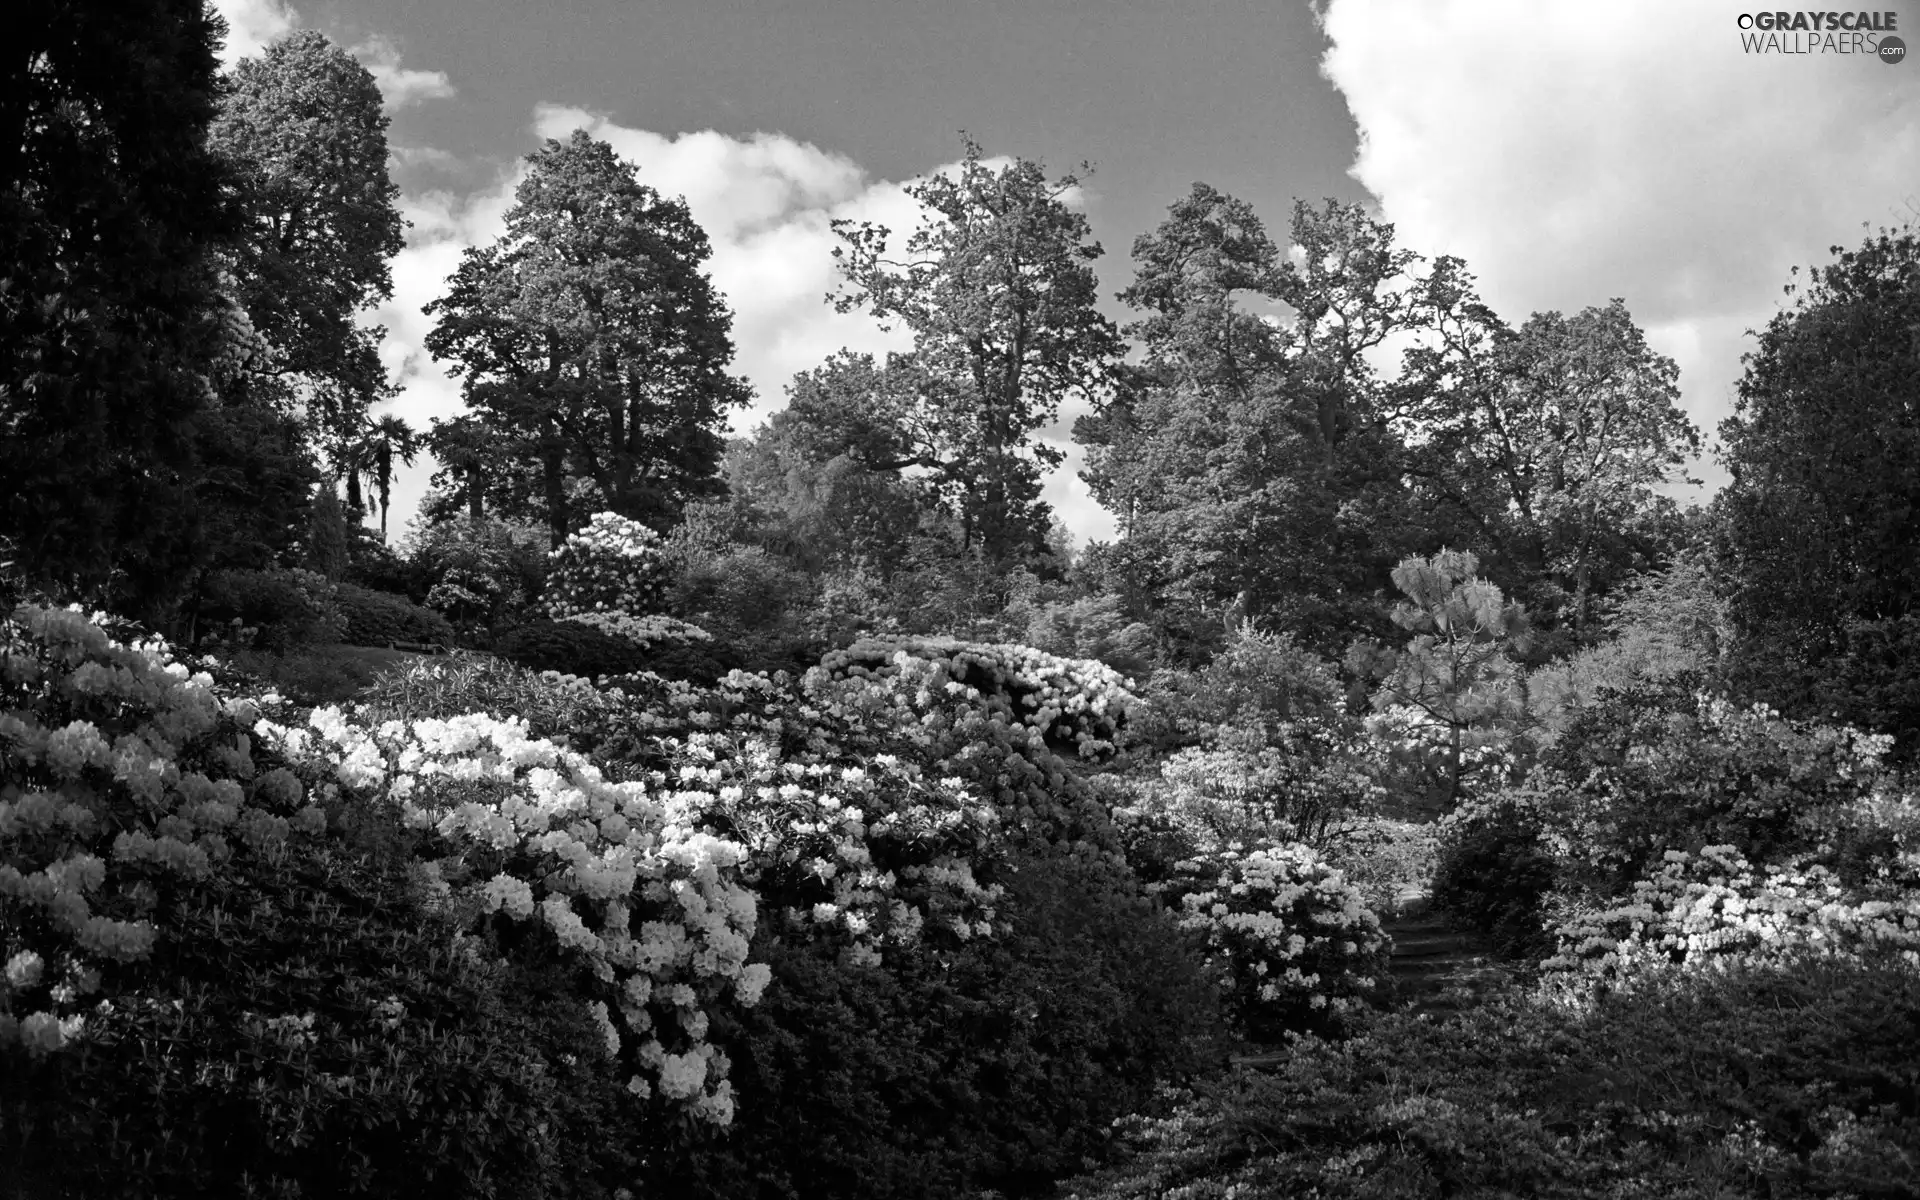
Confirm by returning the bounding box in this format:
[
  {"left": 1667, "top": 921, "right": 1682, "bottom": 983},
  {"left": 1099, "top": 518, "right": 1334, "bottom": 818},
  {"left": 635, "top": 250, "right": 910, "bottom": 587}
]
[
  {"left": 0, "top": 606, "right": 328, "bottom": 1057},
  {"left": 259, "top": 704, "right": 761, "bottom": 1124},
  {"left": 819, "top": 637, "right": 1137, "bottom": 758},
  {"left": 650, "top": 731, "right": 1005, "bottom": 962},
  {"left": 544, "top": 512, "right": 672, "bottom": 620},
  {"left": 1543, "top": 843, "right": 1920, "bottom": 987},
  {"left": 1173, "top": 841, "right": 1388, "bottom": 1040},
  {"left": 561, "top": 611, "right": 712, "bottom": 648}
]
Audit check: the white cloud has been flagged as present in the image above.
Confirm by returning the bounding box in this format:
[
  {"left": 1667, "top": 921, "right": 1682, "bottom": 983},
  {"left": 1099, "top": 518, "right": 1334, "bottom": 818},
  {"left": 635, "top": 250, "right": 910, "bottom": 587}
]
[
  {"left": 210, "top": 0, "right": 297, "bottom": 67},
  {"left": 1317, "top": 0, "right": 1920, "bottom": 491},
  {"left": 355, "top": 35, "right": 457, "bottom": 110}
]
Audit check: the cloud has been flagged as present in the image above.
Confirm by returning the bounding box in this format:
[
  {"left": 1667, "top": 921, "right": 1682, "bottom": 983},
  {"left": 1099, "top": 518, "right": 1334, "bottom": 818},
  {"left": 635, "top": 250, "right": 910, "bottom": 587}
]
[
  {"left": 354, "top": 35, "right": 457, "bottom": 110},
  {"left": 1317, "top": 0, "right": 1920, "bottom": 492},
  {"left": 210, "top": 0, "right": 297, "bottom": 67}
]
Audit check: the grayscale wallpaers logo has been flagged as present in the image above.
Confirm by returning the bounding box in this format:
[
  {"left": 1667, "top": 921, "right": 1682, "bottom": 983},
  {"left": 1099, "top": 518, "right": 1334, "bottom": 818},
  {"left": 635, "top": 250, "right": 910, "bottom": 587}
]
[{"left": 1736, "top": 11, "right": 1906, "bottom": 60}]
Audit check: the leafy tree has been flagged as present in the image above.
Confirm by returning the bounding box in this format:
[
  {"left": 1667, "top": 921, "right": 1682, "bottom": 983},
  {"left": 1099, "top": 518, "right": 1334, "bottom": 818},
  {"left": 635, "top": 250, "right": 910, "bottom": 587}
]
[
  {"left": 0, "top": 0, "right": 236, "bottom": 619},
  {"left": 1715, "top": 226, "right": 1920, "bottom": 754},
  {"left": 209, "top": 30, "right": 406, "bottom": 484},
  {"left": 826, "top": 137, "right": 1124, "bottom": 563},
  {"left": 1402, "top": 298, "right": 1700, "bottom": 644},
  {"left": 425, "top": 130, "right": 751, "bottom": 547},
  {"left": 1076, "top": 189, "right": 1431, "bottom": 652}
]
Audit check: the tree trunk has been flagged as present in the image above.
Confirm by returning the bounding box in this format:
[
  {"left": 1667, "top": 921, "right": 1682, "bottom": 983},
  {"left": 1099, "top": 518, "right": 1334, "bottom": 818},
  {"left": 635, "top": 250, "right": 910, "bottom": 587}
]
[{"left": 542, "top": 428, "right": 568, "bottom": 550}]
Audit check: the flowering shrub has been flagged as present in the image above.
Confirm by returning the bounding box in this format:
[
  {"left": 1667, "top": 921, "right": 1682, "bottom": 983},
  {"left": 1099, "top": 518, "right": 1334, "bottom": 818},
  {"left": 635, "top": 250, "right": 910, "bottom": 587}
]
[
  {"left": 1529, "top": 682, "right": 1896, "bottom": 889},
  {"left": 564, "top": 610, "right": 713, "bottom": 647},
  {"left": 1173, "top": 841, "right": 1388, "bottom": 1040},
  {"left": 1543, "top": 843, "right": 1920, "bottom": 986},
  {"left": 0, "top": 605, "right": 332, "bottom": 1055},
  {"left": 259, "top": 705, "right": 765, "bottom": 1123},
  {"left": 546, "top": 511, "right": 673, "bottom": 620},
  {"left": 819, "top": 637, "right": 1137, "bottom": 758}
]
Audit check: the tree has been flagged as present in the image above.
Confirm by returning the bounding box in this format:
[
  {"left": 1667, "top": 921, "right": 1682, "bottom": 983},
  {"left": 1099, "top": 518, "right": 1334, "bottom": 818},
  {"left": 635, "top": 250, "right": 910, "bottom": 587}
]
[
  {"left": 826, "top": 137, "right": 1124, "bottom": 563},
  {"left": 1075, "top": 189, "right": 1430, "bottom": 652},
  {"left": 0, "top": 0, "right": 235, "bottom": 618},
  {"left": 1353, "top": 550, "right": 1533, "bottom": 810},
  {"left": 1715, "top": 226, "right": 1920, "bottom": 755},
  {"left": 425, "top": 130, "right": 751, "bottom": 547},
  {"left": 209, "top": 30, "right": 405, "bottom": 482},
  {"left": 1402, "top": 298, "right": 1701, "bottom": 643},
  {"left": 346, "top": 413, "right": 421, "bottom": 538}
]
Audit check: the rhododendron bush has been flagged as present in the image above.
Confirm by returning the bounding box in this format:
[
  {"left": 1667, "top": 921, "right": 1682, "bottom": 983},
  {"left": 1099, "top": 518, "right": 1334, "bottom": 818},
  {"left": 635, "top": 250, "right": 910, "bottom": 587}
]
[
  {"left": 0, "top": 606, "right": 330, "bottom": 1055},
  {"left": 546, "top": 510, "right": 673, "bottom": 620},
  {"left": 1174, "top": 841, "right": 1388, "bottom": 1040},
  {"left": 820, "top": 636, "right": 1136, "bottom": 757},
  {"left": 1544, "top": 843, "right": 1920, "bottom": 986}
]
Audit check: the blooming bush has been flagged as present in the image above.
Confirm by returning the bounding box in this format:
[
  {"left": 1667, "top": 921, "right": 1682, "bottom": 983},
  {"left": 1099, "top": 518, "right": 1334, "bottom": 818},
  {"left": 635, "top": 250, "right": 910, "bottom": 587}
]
[
  {"left": 1530, "top": 682, "right": 1896, "bottom": 890},
  {"left": 1543, "top": 843, "right": 1920, "bottom": 986},
  {"left": 0, "top": 605, "right": 332, "bottom": 1054},
  {"left": 259, "top": 704, "right": 766, "bottom": 1123},
  {"left": 564, "top": 610, "right": 713, "bottom": 647},
  {"left": 546, "top": 511, "right": 673, "bottom": 620},
  {"left": 1173, "top": 841, "right": 1388, "bottom": 1040},
  {"left": 819, "top": 637, "right": 1137, "bottom": 759}
]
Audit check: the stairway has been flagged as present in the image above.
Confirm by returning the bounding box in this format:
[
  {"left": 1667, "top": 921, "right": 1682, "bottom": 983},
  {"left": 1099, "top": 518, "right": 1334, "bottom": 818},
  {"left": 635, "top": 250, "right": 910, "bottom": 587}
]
[{"left": 1381, "top": 891, "right": 1514, "bottom": 1019}]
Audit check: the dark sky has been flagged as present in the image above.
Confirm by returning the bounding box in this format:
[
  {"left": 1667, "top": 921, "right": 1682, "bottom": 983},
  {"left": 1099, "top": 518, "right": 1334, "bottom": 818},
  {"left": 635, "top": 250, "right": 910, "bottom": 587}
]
[{"left": 304, "top": 0, "right": 1367, "bottom": 288}]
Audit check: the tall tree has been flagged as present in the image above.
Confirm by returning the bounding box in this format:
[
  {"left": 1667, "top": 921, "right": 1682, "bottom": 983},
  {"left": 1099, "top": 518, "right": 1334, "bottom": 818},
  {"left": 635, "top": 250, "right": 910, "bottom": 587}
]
[
  {"left": 1076, "top": 189, "right": 1431, "bottom": 652},
  {"left": 826, "top": 137, "right": 1124, "bottom": 563},
  {"left": 209, "top": 30, "right": 406, "bottom": 486},
  {"left": 425, "top": 130, "right": 750, "bottom": 547},
  {"left": 351, "top": 413, "right": 422, "bottom": 538},
  {"left": 1402, "top": 298, "right": 1700, "bottom": 643},
  {"left": 1716, "top": 227, "right": 1920, "bottom": 753},
  {"left": 1, "top": 0, "right": 235, "bottom": 616}
]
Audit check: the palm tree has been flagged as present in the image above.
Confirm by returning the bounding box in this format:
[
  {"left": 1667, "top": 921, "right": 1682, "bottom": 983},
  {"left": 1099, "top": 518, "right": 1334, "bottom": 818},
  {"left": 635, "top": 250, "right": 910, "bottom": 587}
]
[{"left": 359, "top": 414, "right": 422, "bottom": 539}]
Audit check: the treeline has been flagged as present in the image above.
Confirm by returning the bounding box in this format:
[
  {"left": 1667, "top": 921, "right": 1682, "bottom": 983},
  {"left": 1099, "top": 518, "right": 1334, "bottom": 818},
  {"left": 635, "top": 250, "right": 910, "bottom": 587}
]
[{"left": 5, "top": 3, "right": 1917, "bottom": 758}]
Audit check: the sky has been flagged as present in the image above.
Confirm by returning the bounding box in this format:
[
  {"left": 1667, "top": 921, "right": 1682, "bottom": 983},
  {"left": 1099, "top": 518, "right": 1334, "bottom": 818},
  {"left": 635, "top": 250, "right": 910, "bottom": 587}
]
[{"left": 211, "top": 0, "right": 1920, "bottom": 550}]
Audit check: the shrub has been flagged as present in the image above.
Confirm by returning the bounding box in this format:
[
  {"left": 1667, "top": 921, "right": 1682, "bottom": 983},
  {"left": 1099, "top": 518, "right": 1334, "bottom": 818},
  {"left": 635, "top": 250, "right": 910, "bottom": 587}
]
[
  {"left": 819, "top": 637, "right": 1138, "bottom": 759},
  {"left": 1171, "top": 841, "right": 1388, "bottom": 1041},
  {"left": 496, "top": 619, "right": 655, "bottom": 679},
  {"left": 1543, "top": 843, "right": 1920, "bottom": 986},
  {"left": 1525, "top": 680, "right": 1897, "bottom": 893},
  {"left": 669, "top": 544, "right": 813, "bottom": 640},
  {"left": 412, "top": 515, "right": 549, "bottom": 632},
  {"left": 4, "top": 830, "right": 636, "bottom": 1199},
  {"left": 1057, "top": 956, "right": 1920, "bottom": 1199},
  {"left": 334, "top": 581, "right": 456, "bottom": 647},
  {"left": 1430, "top": 792, "right": 1560, "bottom": 960},
  {"left": 546, "top": 512, "right": 673, "bottom": 620},
  {"left": 196, "top": 566, "right": 346, "bottom": 652}
]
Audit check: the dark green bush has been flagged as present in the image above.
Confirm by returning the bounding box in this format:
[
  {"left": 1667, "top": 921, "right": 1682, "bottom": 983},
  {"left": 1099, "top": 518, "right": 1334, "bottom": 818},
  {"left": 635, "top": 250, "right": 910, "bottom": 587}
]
[
  {"left": 1430, "top": 796, "right": 1558, "bottom": 961},
  {"left": 334, "top": 581, "right": 455, "bottom": 647},
  {"left": 195, "top": 567, "right": 344, "bottom": 652},
  {"left": 646, "top": 845, "right": 1222, "bottom": 1200},
  {"left": 1058, "top": 954, "right": 1920, "bottom": 1199},
  {"left": 495, "top": 619, "right": 655, "bottom": 678},
  {"left": 0, "top": 829, "right": 639, "bottom": 1200}
]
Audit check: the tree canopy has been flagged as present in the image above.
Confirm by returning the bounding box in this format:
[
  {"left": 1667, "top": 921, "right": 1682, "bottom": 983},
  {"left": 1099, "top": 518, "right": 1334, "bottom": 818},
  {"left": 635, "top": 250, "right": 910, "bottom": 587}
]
[{"left": 425, "top": 130, "right": 751, "bottom": 547}]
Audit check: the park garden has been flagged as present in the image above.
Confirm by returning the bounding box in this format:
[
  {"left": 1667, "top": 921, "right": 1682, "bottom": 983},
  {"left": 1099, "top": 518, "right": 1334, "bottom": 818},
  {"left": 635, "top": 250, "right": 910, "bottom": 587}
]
[{"left": 4, "top": 6, "right": 1920, "bottom": 1197}]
